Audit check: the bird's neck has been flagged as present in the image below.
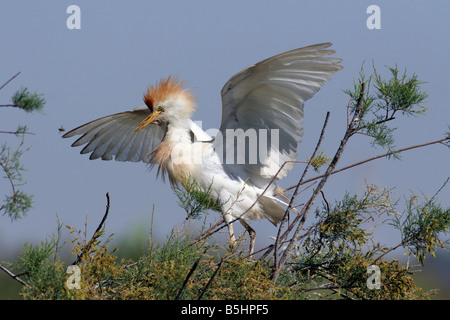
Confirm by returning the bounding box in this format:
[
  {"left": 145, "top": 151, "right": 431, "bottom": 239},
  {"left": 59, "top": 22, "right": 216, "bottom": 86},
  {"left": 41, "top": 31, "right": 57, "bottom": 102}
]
[{"left": 165, "top": 119, "right": 193, "bottom": 141}]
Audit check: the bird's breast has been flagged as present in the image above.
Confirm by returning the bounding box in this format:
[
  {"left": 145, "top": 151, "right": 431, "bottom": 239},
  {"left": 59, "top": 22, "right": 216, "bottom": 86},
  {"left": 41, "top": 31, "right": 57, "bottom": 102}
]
[{"left": 151, "top": 139, "right": 215, "bottom": 185}]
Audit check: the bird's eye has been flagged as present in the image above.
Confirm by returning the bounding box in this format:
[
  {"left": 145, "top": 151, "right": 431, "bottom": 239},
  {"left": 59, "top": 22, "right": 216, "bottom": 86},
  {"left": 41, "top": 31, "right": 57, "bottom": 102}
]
[{"left": 156, "top": 106, "right": 164, "bottom": 112}]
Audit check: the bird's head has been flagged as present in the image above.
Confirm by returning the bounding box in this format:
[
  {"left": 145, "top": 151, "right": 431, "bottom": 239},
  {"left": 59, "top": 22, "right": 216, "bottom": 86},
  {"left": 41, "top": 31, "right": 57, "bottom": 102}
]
[{"left": 136, "top": 76, "right": 196, "bottom": 132}]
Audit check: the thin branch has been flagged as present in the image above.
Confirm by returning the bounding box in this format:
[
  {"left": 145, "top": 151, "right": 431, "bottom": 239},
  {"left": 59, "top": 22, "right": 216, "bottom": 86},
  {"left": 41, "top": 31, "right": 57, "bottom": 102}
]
[
  {"left": 92, "top": 192, "right": 111, "bottom": 238},
  {"left": 0, "top": 130, "right": 35, "bottom": 135},
  {"left": 303, "top": 282, "right": 342, "bottom": 292},
  {"left": 373, "top": 242, "right": 404, "bottom": 264},
  {"left": 274, "top": 111, "right": 330, "bottom": 268},
  {"left": 72, "top": 192, "right": 111, "bottom": 265},
  {"left": 0, "top": 160, "right": 17, "bottom": 202},
  {"left": 346, "top": 98, "right": 352, "bottom": 127},
  {"left": 259, "top": 181, "right": 317, "bottom": 261},
  {"left": 320, "top": 190, "right": 330, "bottom": 214},
  {"left": 353, "top": 115, "right": 396, "bottom": 131},
  {"left": 429, "top": 176, "right": 449, "bottom": 203},
  {"left": 197, "top": 257, "right": 225, "bottom": 300},
  {"left": 175, "top": 256, "right": 201, "bottom": 300},
  {"left": 0, "top": 263, "right": 31, "bottom": 288},
  {"left": 271, "top": 83, "right": 366, "bottom": 283},
  {"left": 0, "top": 72, "right": 21, "bottom": 91},
  {"left": 0, "top": 104, "right": 19, "bottom": 108},
  {"left": 285, "top": 136, "right": 450, "bottom": 192},
  {"left": 193, "top": 218, "right": 225, "bottom": 243}
]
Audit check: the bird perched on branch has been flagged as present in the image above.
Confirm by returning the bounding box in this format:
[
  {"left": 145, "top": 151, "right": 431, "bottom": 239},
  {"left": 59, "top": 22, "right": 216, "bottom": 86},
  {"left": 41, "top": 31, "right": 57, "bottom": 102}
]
[{"left": 63, "top": 43, "right": 342, "bottom": 257}]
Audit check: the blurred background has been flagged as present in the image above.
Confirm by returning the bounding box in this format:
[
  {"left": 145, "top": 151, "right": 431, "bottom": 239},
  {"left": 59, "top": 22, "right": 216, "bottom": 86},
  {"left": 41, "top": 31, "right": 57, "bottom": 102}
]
[{"left": 0, "top": 0, "right": 449, "bottom": 299}]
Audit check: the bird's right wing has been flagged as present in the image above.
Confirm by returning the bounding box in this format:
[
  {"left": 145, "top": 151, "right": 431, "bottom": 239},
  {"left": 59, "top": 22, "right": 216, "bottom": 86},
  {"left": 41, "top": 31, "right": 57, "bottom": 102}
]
[
  {"left": 63, "top": 106, "right": 167, "bottom": 163},
  {"left": 215, "top": 43, "right": 342, "bottom": 188}
]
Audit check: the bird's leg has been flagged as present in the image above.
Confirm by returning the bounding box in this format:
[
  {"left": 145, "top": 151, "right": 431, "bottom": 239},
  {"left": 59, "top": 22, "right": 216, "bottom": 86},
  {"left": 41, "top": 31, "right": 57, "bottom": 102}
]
[
  {"left": 239, "top": 219, "right": 256, "bottom": 259},
  {"left": 224, "top": 214, "right": 237, "bottom": 251}
]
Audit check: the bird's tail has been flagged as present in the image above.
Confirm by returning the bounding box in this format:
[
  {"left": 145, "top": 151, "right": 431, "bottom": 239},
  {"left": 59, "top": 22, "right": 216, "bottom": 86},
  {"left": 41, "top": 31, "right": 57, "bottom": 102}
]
[
  {"left": 258, "top": 196, "right": 287, "bottom": 225},
  {"left": 258, "top": 185, "right": 299, "bottom": 225}
]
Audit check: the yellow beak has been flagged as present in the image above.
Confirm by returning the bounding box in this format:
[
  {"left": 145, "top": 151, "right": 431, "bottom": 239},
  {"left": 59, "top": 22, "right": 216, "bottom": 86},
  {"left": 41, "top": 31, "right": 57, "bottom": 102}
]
[{"left": 135, "top": 110, "right": 162, "bottom": 133}]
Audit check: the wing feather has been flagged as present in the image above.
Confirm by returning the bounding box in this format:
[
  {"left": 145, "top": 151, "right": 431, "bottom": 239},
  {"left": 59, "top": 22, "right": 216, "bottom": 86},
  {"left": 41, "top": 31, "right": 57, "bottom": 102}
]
[
  {"left": 216, "top": 43, "right": 342, "bottom": 188},
  {"left": 63, "top": 106, "right": 167, "bottom": 163}
]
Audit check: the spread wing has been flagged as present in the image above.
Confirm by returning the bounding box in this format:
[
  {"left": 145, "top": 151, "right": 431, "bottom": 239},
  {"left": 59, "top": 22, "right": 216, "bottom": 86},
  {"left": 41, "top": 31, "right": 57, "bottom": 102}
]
[
  {"left": 62, "top": 106, "right": 167, "bottom": 163},
  {"left": 215, "top": 43, "right": 342, "bottom": 188}
]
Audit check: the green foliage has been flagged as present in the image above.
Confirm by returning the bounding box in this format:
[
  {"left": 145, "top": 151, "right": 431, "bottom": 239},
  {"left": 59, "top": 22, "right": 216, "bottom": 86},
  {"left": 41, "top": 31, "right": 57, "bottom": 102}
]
[
  {"left": 279, "top": 183, "right": 447, "bottom": 299},
  {"left": 344, "top": 63, "right": 429, "bottom": 155},
  {"left": 173, "top": 174, "right": 222, "bottom": 219},
  {"left": 2, "top": 190, "right": 33, "bottom": 220},
  {"left": 11, "top": 87, "right": 45, "bottom": 113},
  {"left": 7, "top": 181, "right": 447, "bottom": 300},
  {"left": 17, "top": 241, "right": 67, "bottom": 300},
  {"left": 25, "top": 222, "right": 285, "bottom": 300},
  {"left": 372, "top": 66, "right": 429, "bottom": 116},
  {"left": 390, "top": 193, "right": 450, "bottom": 264},
  {"left": 308, "top": 151, "right": 331, "bottom": 172},
  {"left": 9, "top": 222, "right": 67, "bottom": 299},
  {"left": 0, "top": 139, "right": 33, "bottom": 220},
  {"left": 0, "top": 74, "right": 45, "bottom": 221}
]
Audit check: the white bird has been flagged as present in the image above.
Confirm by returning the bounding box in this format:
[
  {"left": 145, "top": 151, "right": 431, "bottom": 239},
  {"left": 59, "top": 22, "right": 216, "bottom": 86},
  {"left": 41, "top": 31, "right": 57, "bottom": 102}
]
[{"left": 63, "top": 43, "right": 342, "bottom": 256}]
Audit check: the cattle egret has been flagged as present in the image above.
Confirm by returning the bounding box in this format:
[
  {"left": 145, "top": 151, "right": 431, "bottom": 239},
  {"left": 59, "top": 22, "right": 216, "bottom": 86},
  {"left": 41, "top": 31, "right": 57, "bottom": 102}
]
[{"left": 63, "top": 43, "right": 343, "bottom": 257}]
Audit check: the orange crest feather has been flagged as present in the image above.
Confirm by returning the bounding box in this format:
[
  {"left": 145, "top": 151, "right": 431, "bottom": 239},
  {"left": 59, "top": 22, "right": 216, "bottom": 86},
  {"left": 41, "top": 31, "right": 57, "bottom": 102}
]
[{"left": 143, "top": 76, "right": 195, "bottom": 111}]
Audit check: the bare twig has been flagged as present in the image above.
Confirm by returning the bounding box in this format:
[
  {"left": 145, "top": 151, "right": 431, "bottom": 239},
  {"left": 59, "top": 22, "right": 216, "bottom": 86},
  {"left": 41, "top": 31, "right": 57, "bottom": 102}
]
[
  {"left": 303, "top": 282, "right": 342, "bottom": 292},
  {"left": 0, "top": 72, "right": 21, "bottom": 91},
  {"left": 372, "top": 242, "right": 404, "bottom": 264},
  {"left": 0, "top": 104, "right": 20, "bottom": 108},
  {"left": 197, "top": 256, "right": 225, "bottom": 300},
  {"left": 274, "top": 111, "right": 330, "bottom": 268},
  {"left": 175, "top": 256, "right": 201, "bottom": 300},
  {"left": 285, "top": 136, "right": 450, "bottom": 192},
  {"left": 429, "top": 176, "right": 449, "bottom": 203},
  {"left": 0, "top": 263, "right": 31, "bottom": 288},
  {"left": 0, "top": 161, "right": 17, "bottom": 202},
  {"left": 72, "top": 192, "right": 111, "bottom": 265},
  {"left": 92, "top": 192, "right": 111, "bottom": 238},
  {"left": 0, "top": 130, "right": 35, "bottom": 135}
]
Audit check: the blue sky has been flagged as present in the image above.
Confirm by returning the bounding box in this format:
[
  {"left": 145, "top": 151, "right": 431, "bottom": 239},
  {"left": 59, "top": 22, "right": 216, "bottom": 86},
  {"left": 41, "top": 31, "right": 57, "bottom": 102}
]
[{"left": 1, "top": 0, "right": 449, "bottom": 285}]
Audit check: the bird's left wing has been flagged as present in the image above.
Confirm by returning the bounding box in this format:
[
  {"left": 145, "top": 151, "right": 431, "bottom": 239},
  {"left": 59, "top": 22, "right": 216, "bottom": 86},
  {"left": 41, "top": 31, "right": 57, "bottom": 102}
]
[
  {"left": 215, "top": 43, "right": 342, "bottom": 188},
  {"left": 63, "top": 106, "right": 166, "bottom": 163}
]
